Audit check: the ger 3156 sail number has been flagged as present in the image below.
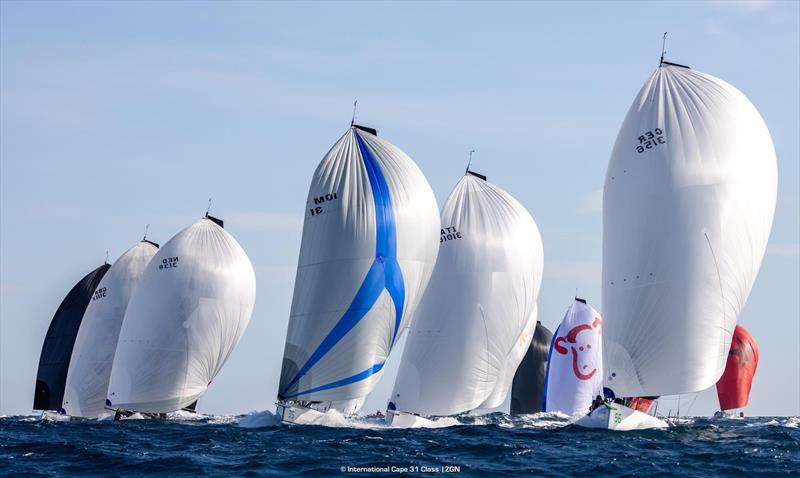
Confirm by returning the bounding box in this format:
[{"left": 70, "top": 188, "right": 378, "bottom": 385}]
[{"left": 636, "top": 127, "right": 666, "bottom": 153}]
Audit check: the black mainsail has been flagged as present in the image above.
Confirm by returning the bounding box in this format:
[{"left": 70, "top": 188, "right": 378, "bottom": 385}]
[
  {"left": 510, "top": 321, "right": 553, "bottom": 414},
  {"left": 33, "top": 264, "right": 110, "bottom": 411}
]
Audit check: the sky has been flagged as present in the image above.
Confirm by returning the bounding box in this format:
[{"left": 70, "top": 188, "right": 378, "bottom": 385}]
[{"left": 1, "top": 0, "right": 798, "bottom": 418}]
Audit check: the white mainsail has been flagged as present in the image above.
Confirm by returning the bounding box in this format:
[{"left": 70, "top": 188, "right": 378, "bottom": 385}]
[
  {"left": 277, "top": 125, "right": 440, "bottom": 412},
  {"left": 543, "top": 299, "right": 603, "bottom": 416},
  {"left": 602, "top": 63, "right": 777, "bottom": 399},
  {"left": 62, "top": 240, "right": 158, "bottom": 418},
  {"left": 389, "top": 172, "right": 544, "bottom": 417},
  {"left": 107, "top": 216, "right": 256, "bottom": 413}
]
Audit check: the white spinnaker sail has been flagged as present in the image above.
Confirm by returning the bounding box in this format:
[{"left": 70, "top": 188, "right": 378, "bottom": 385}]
[
  {"left": 389, "top": 174, "right": 544, "bottom": 417},
  {"left": 543, "top": 300, "right": 603, "bottom": 416},
  {"left": 62, "top": 240, "right": 158, "bottom": 418},
  {"left": 107, "top": 217, "right": 256, "bottom": 413},
  {"left": 277, "top": 126, "right": 440, "bottom": 410},
  {"left": 602, "top": 64, "right": 777, "bottom": 398}
]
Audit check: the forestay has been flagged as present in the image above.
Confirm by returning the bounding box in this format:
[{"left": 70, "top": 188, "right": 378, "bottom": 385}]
[
  {"left": 543, "top": 299, "right": 603, "bottom": 416},
  {"left": 602, "top": 64, "right": 777, "bottom": 398},
  {"left": 107, "top": 216, "right": 256, "bottom": 413},
  {"left": 278, "top": 125, "right": 440, "bottom": 411},
  {"left": 389, "top": 173, "right": 543, "bottom": 417},
  {"left": 62, "top": 240, "right": 159, "bottom": 418}
]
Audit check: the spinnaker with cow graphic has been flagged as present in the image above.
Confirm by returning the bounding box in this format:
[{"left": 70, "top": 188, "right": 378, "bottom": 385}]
[
  {"left": 62, "top": 239, "right": 159, "bottom": 418},
  {"left": 542, "top": 298, "right": 603, "bottom": 417},
  {"left": 576, "top": 60, "right": 777, "bottom": 430},
  {"left": 385, "top": 171, "right": 543, "bottom": 427},
  {"left": 107, "top": 215, "right": 256, "bottom": 416},
  {"left": 276, "top": 124, "right": 440, "bottom": 425}
]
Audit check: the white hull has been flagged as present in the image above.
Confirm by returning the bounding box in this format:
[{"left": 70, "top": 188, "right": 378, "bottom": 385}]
[
  {"left": 385, "top": 409, "right": 435, "bottom": 427},
  {"left": 574, "top": 404, "right": 667, "bottom": 431},
  {"left": 276, "top": 402, "right": 328, "bottom": 425},
  {"left": 40, "top": 411, "right": 72, "bottom": 422}
]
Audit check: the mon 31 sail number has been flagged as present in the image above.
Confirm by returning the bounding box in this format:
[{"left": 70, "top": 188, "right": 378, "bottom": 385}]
[{"left": 309, "top": 192, "right": 338, "bottom": 217}]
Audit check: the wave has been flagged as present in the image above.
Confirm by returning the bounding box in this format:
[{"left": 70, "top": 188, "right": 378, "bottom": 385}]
[
  {"left": 238, "top": 410, "right": 281, "bottom": 428},
  {"left": 5, "top": 412, "right": 798, "bottom": 431},
  {"left": 230, "top": 409, "right": 571, "bottom": 430}
]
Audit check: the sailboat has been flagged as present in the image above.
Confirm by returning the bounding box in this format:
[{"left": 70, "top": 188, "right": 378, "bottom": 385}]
[
  {"left": 61, "top": 238, "right": 159, "bottom": 418},
  {"left": 577, "top": 56, "right": 777, "bottom": 430},
  {"left": 106, "top": 214, "right": 256, "bottom": 416},
  {"left": 276, "top": 124, "right": 440, "bottom": 425},
  {"left": 33, "top": 262, "right": 110, "bottom": 414},
  {"left": 510, "top": 321, "right": 552, "bottom": 415},
  {"left": 714, "top": 324, "right": 759, "bottom": 418},
  {"left": 542, "top": 299, "right": 603, "bottom": 418},
  {"left": 386, "top": 171, "right": 544, "bottom": 427}
]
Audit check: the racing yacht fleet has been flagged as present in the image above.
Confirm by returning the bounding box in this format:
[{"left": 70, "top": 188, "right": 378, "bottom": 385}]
[{"left": 34, "top": 54, "right": 776, "bottom": 430}]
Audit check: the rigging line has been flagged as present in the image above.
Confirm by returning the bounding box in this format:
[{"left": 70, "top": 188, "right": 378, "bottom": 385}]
[
  {"left": 705, "top": 232, "right": 728, "bottom": 363},
  {"left": 143, "top": 224, "right": 150, "bottom": 241},
  {"left": 660, "top": 32, "right": 667, "bottom": 65},
  {"left": 205, "top": 197, "right": 212, "bottom": 217},
  {"left": 351, "top": 100, "right": 358, "bottom": 126}
]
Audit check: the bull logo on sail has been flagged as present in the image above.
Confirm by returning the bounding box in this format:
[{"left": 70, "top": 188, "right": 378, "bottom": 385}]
[{"left": 553, "top": 317, "right": 602, "bottom": 381}]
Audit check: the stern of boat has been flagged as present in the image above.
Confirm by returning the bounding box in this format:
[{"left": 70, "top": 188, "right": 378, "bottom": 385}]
[
  {"left": 276, "top": 401, "right": 326, "bottom": 425},
  {"left": 575, "top": 403, "right": 668, "bottom": 431},
  {"left": 385, "top": 408, "right": 435, "bottom": 427}
]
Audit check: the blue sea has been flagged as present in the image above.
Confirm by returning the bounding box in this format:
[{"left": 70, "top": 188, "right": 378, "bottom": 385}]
[{"left": 1, "top": 412, "right": 798, "bottom": 477}]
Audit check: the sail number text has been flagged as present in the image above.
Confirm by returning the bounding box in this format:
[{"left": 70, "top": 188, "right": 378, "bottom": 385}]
[
  {"left": 92, "top": 287, "right": 107, "bottom": 301},
  {"left": 636, "top": 127, "right": 665, "bottom": 153},
  {"left": 309, "top": 192, "right": 338, "bottom": 217},
  {"left": 441, "top": 226, "right": 463, "bottom": 243},
  {"left": 159, "top": 257, "right": 179, "bottom": 270}
]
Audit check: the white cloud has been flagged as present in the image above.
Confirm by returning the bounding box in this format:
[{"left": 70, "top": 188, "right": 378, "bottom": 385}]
[
  {"left": 707, "top": 0, "right": 773, "bottom": 13},
  {"left": 729, "top": 0, "right": 772, "bottom": 12},
  {"left": 579, "top": 188, "right": 603, "bottom": 214},
  {"left": 545, "top": 260, "right": 601, "bottom": 284},
  {"left": 766, "top": 243, "right": 800, "bottom": 256},
  {"left": 226, "top": 212, "right": 303, "bottom": 232}
]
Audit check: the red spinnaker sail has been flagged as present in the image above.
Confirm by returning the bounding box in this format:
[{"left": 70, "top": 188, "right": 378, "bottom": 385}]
[
  {"left": 716, "top": 325, "right": 759, "bottom": 411},
  {"left": 629, "top": 397, "right": 656, "bottom": 413}
]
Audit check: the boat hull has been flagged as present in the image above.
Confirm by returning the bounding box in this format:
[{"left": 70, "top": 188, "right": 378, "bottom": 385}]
[
  {"left": 385, "top": 409, "right": 435, "bottom": 427},
  {"left": 574, "top": 404, "right": 667, "bottom": 431},
  {"left": 276, "top": 402, "right": 329, "bottom": 425}
]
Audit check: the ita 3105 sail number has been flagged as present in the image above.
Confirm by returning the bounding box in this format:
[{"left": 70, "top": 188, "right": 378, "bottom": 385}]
[
  {"left": 309, "top": 192, "right": 338, "bottom": 217},
  {"left": 440, "top": 226, "right": 463, "bottom": 243}
]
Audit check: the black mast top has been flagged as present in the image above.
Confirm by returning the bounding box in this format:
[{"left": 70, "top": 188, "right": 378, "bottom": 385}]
[
  {"left": 659, "top": 32, "right": 691, "bottom": 69},
  {"left": 464, "top": 149, "right": 486, "bottom": 180}
]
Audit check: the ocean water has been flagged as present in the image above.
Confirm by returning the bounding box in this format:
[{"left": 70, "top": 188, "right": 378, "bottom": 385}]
[{"left": 1, "top": 412, "right": 798, "bottom": 477}]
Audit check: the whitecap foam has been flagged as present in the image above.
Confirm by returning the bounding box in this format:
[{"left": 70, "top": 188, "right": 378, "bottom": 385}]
[
  {"left": 519, "top": 411, "right": 572, "bottom": 429},
  {"left": 237, "top": 410, "right": 281, "bottom": 428},
  {"left": 122, "top": 413, "right": 147, "bottom": 420}
]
